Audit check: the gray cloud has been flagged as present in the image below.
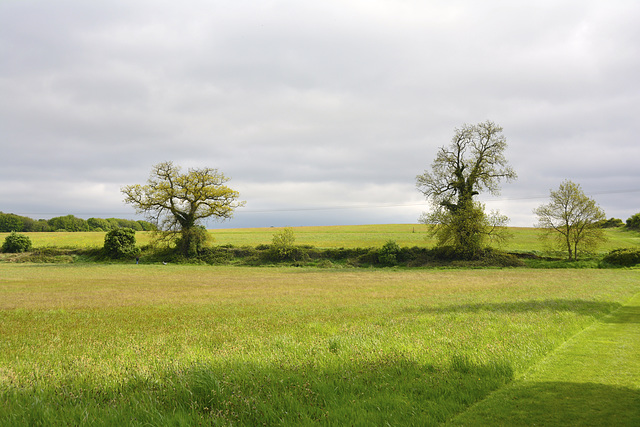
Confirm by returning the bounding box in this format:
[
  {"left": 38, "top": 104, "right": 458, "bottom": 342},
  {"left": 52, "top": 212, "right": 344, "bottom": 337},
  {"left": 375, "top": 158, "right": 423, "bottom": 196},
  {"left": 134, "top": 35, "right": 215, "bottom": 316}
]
[{"left": 1, "top": 0, "right": 639, "bottom": 227}]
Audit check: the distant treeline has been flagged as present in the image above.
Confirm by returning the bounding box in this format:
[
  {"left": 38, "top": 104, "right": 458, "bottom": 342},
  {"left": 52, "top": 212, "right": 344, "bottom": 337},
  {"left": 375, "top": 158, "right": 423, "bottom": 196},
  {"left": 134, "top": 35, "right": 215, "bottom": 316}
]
[{"left": 0, "top": 212, "right": 155, "bottom": 233}]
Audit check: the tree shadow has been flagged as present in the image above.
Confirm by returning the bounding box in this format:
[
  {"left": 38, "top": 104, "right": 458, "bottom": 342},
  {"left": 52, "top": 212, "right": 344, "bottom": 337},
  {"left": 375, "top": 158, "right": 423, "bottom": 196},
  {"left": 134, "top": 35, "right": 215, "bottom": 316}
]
[
  {"left": 408, "top": 299, "right": 622, "bottom": 318},
  {"left": 451, "top": 381, "right": 640, "bottom": 426},
  {"left": 603, "top": 303, "right": 640, "bottom": 324},
  {"left": 2, "top": 355, "right": 514, "bottom": 426}
]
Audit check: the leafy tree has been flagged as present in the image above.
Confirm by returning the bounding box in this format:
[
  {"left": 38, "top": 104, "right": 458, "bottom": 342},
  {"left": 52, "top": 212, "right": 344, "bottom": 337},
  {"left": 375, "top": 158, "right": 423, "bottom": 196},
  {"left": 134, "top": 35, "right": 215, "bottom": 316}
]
[
  {"left": 534, "top": 180, "right": 606, "bottom": 260},
  {"left": 103, "top": 228, "right": 139, "bottom": 259},
  {"left": 88, "top": 217, "right": 116, "bottom": 231},
  {"left": 1, "top": 231, "right": 32, "bottom": 253},
  {"left": 48, "top": 215, "right": 89, "bottom": 232},
  {"left": 626, "top": 213, "right": 640, "bottom": 231},
  {"left": 122, "top": 162, "right": 244, "bottom": 256},
  {"left": 416, "top": 120, "right": 516, "bottom": 257},
  {"left": 22, "top": 217, "right": 50, "bottom": 232},
  {"left": 0, "top": 213, "right": 24, "bottom": 232}
]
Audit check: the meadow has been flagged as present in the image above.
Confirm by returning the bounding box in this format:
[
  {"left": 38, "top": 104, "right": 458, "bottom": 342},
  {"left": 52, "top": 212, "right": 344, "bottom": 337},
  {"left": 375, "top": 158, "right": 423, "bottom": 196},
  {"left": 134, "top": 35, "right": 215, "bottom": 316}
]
[
  {"left": 1, "top": 225, "right": 639, "bottom": 425},
  {"left": 2, "top": 224, "right": 639, "bottom": 253},
  {"left": 1, "top": 263, "right": 639, "bottom": 425}
]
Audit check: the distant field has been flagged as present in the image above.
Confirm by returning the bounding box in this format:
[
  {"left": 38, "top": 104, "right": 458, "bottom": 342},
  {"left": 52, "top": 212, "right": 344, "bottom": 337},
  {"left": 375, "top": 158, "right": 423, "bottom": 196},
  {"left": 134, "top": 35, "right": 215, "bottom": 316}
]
[
  {"left": 2, "top": 224, "right": 639, "bottom": 254},
  {"left": 1, "top": 264, "right": 638, "bottom": 425}
]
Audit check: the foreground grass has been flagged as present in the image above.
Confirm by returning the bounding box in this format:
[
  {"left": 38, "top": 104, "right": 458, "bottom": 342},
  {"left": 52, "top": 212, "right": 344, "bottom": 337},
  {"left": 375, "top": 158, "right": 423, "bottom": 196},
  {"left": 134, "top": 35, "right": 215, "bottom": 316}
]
[
  {"left": 451, "top": 293, "right": 640, "bottom": 425},
  {"left": 1, "top": 265, "right": 638, "bottom": 425}
]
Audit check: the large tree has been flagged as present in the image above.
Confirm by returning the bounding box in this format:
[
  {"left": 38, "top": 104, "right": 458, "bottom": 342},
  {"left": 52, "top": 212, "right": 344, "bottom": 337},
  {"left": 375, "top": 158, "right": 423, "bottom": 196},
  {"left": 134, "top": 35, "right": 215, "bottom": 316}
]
[
  {"left": 416, "top": 120, "right": 516, "bottom": 256},
  {"left": 534, "top": 180, "right": 606, "bottom": 261},
  {"left": 122, "top": 161, "right": 244, "bottom": 256}
]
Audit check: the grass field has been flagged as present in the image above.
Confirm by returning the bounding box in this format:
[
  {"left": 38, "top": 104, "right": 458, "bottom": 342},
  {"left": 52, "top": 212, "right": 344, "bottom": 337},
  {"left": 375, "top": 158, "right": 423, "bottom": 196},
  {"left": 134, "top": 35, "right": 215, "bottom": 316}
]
[
  {"left": 1, "top": 264, "right": 639, "bottom": 425},
  {"left": 2, "top": 224, "right": 640, "bottom": 253}
]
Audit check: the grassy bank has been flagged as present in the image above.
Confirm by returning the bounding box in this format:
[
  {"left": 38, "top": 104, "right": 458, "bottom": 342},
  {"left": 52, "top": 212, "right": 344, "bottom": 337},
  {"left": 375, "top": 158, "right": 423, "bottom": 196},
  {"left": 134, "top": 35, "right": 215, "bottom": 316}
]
[{"left": 1, "top": 265, "right": 638, "bottom": 425}]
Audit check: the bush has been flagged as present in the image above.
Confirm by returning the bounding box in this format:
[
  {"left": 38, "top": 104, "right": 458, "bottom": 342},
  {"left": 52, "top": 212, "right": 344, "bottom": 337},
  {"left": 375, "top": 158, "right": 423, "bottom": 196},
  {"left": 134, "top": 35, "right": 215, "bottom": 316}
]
[
  {"left": 626, "top": 213, "right": 640, "bottom": 231},
  {"left": 598, "top": 217, "right": 624, "bottom": 228},
  {"left": 103, "top": 228, "right": 139, "bottom": 259},
  {"left": 602, "top": 248, "right": 640, "bottom": 267},
  {"left": 1, "top": 232, "right": 32, "bottom": 253},
  {"left": 378, "top": 240, "right": 400, "bottom": 265},
  {"left": 176, "top": 226, "right": 210, "bottom": 257},
  {"left": 270, "top": 227, "right": 298, "bottom": 260}
]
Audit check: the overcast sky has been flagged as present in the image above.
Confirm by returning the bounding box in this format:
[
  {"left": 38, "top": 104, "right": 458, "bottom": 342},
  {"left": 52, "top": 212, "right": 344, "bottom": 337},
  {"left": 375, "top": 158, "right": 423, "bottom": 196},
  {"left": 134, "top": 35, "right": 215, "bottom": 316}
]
[{"left": 2, "top": 0, "right": 639, "bottom": 228}]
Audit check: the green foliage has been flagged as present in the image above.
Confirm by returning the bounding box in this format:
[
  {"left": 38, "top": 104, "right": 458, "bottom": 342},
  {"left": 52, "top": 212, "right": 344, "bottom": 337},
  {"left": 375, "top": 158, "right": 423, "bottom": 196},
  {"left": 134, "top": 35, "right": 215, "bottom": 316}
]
[
  {"left": 416, "top": 121, "right": 516, "bottom": 255},
  {"left": 176, "top": 226, "right": 210, "bottom": 257},
  {"left": 534, "top": 180, "right": 607, "bottom": 260},
  {"left": 0, "top": 212, "right": 24, "bottom": 232},
  {"left": 270, "top": 227, "right": 298, "bottom": 260},
  {"left": 626, "top": 213, "right": 640, "bottom": 230},
  {"left": 598, "top": 217, "right": 624, "bottom": 228},
  {"left": 103, "top": 228, "right": 139, "bottom": 259},
  {"left": 1, "top": 231, "right": 32, "bottom": 253},
  {"left": 122, "top": 161, "right": 244, "bottom": 257},
  {"left": 48, "top": 215, "right": 89, "bottom": 232},
  {"left": 378, "top": 240, "right": 401, "bottom": 265},
  {"left": 87, "top": 217, "right": 115, "bottom": 231},
  {"left": 601, "top": 248, "right": 640, "bottom": 267}
]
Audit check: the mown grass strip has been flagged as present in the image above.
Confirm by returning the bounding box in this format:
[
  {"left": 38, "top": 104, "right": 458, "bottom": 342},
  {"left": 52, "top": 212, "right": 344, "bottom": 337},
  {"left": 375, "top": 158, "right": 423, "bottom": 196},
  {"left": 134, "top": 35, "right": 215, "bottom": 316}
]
[{"left": 450, "top": 292, "right": 640, "bottom": 426}]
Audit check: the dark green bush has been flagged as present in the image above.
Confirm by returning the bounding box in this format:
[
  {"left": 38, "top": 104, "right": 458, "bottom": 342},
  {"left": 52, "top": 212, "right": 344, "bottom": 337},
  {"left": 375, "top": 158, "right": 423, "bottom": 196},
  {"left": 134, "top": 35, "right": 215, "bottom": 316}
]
[
  {"left": 598, "top": 217, "right": 624, "bottom": 228},
  {"left": 626, "top": 213, "right": 640, "bottom": 231},
  {"left": 378, "top": 240, "right": 401, "bottom": 265},
  {"left": 103, "top": 228, "right": 139, "bottom": 259},
  {"left": 602, "top": 248, "right": 640, "bottom": 267},
  {"left": 1, "top": 231, "right": 32, "bottom": 253}
]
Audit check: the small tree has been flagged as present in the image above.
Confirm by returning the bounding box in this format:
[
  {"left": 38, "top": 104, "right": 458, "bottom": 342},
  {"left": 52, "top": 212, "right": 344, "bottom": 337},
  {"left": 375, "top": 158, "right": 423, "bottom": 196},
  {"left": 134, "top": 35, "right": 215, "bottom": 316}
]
[
  {"left": 271, "top": 227, "right": 297, "bottom": 260},
  {"left": 104, "top": 228, "right": 139, "bottom": 259},
  {"left": 2, "top": 232, "right": 32, "bottom": 253},
  {"left": 534, "top": 180, "right": 606, "bottom": 260},
  {"left": 416, "top": 120, "right": 516, "bottom": 257}
]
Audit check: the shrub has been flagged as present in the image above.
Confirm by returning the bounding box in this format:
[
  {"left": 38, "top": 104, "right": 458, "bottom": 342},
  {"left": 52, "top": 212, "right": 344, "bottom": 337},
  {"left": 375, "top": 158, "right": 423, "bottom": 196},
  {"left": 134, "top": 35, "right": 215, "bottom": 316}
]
[
  {"left": 176, "top": 226, "right": 210, "bottom": 257},
  {"left": 602, "top": 248, "right": 640, "bottom": 267},
  {"left": 598, "top": 218, "right": 624, "bottom": 228},
  {"left": 103, "top": 228, "right": 139, "bottom": 259},
  {"left": 270, "top": 227, "right": 297, "bottom": 260},
  {"left": 378, "top": 240, "right": 400, "bottom": 265},
  {"left": 626, "top": 213, "right": 640, "bottom": 231},
  {"left": 1, "top": 232, "right": 32, "bottom": 253}
]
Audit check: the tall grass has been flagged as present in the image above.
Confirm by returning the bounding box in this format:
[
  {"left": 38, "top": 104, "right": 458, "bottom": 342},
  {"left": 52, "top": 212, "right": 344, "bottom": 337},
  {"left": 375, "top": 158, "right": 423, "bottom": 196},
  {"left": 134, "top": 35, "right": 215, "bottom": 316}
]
[{"left": 1, "top": 265, "right": 638, "bottom": 425}]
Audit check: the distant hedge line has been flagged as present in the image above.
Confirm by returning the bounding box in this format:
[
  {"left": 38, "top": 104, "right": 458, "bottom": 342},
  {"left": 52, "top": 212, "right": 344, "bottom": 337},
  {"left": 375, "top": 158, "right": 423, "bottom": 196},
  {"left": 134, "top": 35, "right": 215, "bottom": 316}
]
[{"left": 0, "top": 212, "right": 154, "bottom": 232}]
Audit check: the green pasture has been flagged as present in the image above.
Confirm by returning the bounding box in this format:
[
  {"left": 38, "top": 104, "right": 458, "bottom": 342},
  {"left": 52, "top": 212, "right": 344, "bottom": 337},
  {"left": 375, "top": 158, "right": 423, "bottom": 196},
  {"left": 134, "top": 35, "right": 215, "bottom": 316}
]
[
  {"left": 1, "top": 264, "right": 638, "bottom": 425},
  {"left": 2, "top": 224, "right": 639, "bottom": 253}
]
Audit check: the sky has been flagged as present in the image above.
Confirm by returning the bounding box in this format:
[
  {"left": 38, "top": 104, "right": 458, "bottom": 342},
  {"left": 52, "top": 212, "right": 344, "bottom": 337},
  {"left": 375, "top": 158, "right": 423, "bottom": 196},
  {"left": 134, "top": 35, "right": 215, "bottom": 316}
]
[{"left": 1, "top": 0, "right": 639, "bottom": 228}]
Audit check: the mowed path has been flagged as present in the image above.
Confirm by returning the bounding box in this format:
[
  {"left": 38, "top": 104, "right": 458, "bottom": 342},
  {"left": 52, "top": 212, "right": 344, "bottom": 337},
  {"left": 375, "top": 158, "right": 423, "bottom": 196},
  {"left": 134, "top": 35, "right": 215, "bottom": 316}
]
[{"left": 450, "top": 292, "right": 640, "bottom": 426}]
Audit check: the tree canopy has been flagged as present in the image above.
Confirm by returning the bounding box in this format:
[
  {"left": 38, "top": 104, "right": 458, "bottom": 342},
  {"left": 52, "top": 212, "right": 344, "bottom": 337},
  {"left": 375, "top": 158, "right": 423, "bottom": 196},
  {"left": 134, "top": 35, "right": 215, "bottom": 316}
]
[
  {"left": 416, "top": 120, "right": 516, "bottom": 256},
  {"left": 534, "top": 180, "right": 606, "bottom": 260},
  {"left": 122, "top": 161, "right": 244, "bottom": 256}
]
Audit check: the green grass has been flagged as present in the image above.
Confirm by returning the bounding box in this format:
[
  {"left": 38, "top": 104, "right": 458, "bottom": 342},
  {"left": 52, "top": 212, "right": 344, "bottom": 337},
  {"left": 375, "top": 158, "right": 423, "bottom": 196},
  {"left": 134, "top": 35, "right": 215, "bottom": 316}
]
[
  {"left": 450, "top": 293, "right": 640, "bottom": 425},
  {"left": 1, "top": 265, "right": 639, "bottom": 425},
  {"left": 2, "top": 224, "right": 639, "bottom": 253}
]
